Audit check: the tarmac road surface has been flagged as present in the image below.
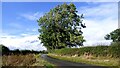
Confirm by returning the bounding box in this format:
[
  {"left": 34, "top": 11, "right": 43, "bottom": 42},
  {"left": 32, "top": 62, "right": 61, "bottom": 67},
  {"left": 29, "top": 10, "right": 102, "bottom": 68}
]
[{"left": 41, "top": 54, "right": 109, "bottom": 68}]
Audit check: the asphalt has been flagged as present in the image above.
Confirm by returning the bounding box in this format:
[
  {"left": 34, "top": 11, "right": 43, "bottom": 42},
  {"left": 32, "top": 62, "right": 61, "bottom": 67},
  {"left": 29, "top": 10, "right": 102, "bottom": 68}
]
[{"left": 41, "top": 54, "right": 109, "bottom": 68}]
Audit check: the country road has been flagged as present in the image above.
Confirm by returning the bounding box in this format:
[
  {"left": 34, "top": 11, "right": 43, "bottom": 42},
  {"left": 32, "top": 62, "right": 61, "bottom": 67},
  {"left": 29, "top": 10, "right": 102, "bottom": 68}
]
[{"left": 41, "top": 54, "right": 109, "bottom": 68}]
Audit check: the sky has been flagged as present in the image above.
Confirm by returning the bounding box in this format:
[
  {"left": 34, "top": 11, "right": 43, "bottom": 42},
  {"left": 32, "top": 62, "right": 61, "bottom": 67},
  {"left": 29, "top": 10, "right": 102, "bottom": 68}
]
[
  {"left": 1, "top": 0, "right": 120, "bottom": 2},
  {"left": 0, "top": 2, "right": 118, "bottom": 51}
]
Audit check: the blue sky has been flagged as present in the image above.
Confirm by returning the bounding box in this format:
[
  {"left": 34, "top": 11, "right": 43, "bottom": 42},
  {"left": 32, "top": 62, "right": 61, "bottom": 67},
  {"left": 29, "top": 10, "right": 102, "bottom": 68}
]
[
  {"left": 2, "top": 2, "right": 89, "bottom": 35},
  {"left": 2, "top": 2, "right": 115, "bottom": 36},
  {"left": 1, "top": 2, "right": 118, "bottom": 51},
  {"left": 2, "top": 2, "right": 56, "bottom": 35},
  {"left": 1, "top": 0, "right": 119, "bottom": 2}
]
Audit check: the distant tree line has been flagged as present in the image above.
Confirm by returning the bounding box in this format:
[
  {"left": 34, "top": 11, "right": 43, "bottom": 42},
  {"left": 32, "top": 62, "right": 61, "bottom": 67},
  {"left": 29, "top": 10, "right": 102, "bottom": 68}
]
[{"left": 0, "top": 44, "right": 48, "bottom": 55}]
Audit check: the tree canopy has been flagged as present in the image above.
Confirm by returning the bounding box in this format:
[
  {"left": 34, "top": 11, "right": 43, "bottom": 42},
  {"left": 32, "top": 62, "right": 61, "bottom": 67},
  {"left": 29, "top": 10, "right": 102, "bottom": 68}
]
[
  {"left": 104, "top": 28, "right": 120, "bottom": 42},
  {"left": 37, "top": 3, "right": 86, "bottom": 50}
]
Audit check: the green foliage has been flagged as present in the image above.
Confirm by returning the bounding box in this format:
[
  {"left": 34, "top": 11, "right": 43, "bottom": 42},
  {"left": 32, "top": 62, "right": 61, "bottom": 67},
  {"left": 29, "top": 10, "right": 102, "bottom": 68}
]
[
  {"left": 53, "top": 48, "right": 78, "bottom": 56},
  {"left": 105, "top": 28, "right": 120, "bottom": 42},
  {"left": 52, "top": 46, "right": 109, "bottom": 57},
  {"left": 0, "top": 44, "right": 10, "bottom": 55},
  {"left": 0, "top": 44, "right": 9, "bottom": 51},
  {"left": 108, "top": 42, "right": 120, "bottom": 58},
  {"left": 38, "top": 3, "right": 86, "bottom": 50},
  {"left": 51, "top": 43, "right": 120, "bottom": 58},
  {"left": 44, "top": 64, "right": 54, "bottom": 68}
]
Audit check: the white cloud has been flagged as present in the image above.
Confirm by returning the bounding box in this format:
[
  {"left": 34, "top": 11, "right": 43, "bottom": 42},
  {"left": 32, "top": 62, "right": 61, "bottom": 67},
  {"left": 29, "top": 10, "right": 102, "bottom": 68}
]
[
  {"left": 78, "top": 3, "right": 118, "bottom": 20},
  {"left": 0, "top": 34, "right": 46, "bottom": 51},
  {"left": 78, "top": 3, "right": 118, "bottom": 46},
  {"left": 82, "top": 19, "right": 117, "bottom": 46},
  {"left": 20, "top": 33, "right": 28, "bottom": 36},
  {"left": 21, "top": 12, "right": 43, "bottom": 21}
]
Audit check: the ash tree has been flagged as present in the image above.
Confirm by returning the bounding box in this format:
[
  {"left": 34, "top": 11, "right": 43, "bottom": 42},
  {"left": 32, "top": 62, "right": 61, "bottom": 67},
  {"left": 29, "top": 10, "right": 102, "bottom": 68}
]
[{"left": 37, "top": 3, "right": 86, "bottom": 50}]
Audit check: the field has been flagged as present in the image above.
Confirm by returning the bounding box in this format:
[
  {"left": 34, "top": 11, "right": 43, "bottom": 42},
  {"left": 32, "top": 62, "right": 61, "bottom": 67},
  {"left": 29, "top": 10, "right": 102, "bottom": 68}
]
[{"left": 2, "top": 54, "right": 54, "bottom": 67}]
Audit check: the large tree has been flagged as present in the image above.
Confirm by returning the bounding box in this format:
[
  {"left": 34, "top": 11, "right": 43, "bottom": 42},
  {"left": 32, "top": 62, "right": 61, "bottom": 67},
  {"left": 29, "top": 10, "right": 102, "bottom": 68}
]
[
  {"left": 104, "top": 28, "right": 120, "bottom": 42},
  {"left": 37, "top": 3, "right": 86, "bottom": 50}
]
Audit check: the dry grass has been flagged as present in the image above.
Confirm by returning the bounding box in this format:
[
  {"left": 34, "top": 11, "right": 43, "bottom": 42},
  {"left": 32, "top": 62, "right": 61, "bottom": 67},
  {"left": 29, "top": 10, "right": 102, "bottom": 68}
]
[
  {"left": 2, "top": 54, "right": 36, "bottom": 66},
  {"left": 2, "top": 54, "right": 54, "bottom": 67}
]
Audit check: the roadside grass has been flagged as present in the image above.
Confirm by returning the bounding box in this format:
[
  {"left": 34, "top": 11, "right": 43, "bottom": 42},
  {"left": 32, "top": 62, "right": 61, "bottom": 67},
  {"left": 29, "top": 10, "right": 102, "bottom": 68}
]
[
  {"left": 2, "top": 54, "right": 54, "bottom": 68},
  {"left": 48, "top": 54, "right": 120, "bottom": 67},
  {"left": 33, "top": 54, "right": 55, "bottom": 67}
]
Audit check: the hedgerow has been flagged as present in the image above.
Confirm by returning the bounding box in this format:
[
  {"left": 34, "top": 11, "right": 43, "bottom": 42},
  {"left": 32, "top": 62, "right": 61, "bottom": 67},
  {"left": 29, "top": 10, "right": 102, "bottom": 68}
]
[{"left": 51, "top": 42, "right": 120, "bottom": 58}]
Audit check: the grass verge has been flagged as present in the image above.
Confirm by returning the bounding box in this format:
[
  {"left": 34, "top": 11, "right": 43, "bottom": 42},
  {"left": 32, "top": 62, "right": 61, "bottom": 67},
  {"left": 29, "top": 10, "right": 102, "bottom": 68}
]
[
  {"left": 33, "top": 54, "right": 54, "bottom": 67},
  {"left": 48, "top": 54, "right": 120, "bottom": 67}
]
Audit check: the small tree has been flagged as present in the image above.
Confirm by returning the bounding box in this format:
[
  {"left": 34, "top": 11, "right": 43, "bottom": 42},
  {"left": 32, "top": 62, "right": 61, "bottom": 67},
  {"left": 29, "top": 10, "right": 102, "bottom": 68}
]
[
  {"left": 38, "top": 3, "right": 86, "bottom": 50},
  {"left": 104, "top": 28, "right": 120, "bottom": 42}
]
